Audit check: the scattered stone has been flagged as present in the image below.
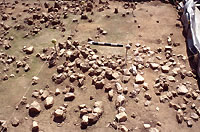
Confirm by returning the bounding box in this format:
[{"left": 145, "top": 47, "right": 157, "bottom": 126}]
[
  {"left": 167, "top": 76, "right": 175, "bottom": 82},
  {"left": 104, "top": 83, "right": 113, "bottom": 92},
  {"left": 93, "top": 107, "right": 103, "bottom": 116},
  {"left": 79, "top": 104, "right": 87, "bottom": 110},
  {"left": 81, "top": 14, "right": 88, "bottom": 20},
  {"left": 23, "top": 46, "right": 34, "bottom": 54},
  {"left": 32, "top": 91, "right": 39, "bottom": 98},
  {"left": 55, "top": 88, "right": 61, "bottom": 95},
  {"left": 54, "top": 109, "right": 64, "bottom": 118},
  {"left": 64, "top": 93, "right": 75, "bottom": 101},
  {"left": 32, "top": 76, "right": 39, "bottom": 85},
  {"left": 41, "top": 90, "right": 49, "bottom": 100},
  {"left": 94, "top": 101, "right": 103, "bottom": 108},
  {"left": 115, "top": 112, "right": 127, "bottom": 122},
  {"left": 150, "top": 63, "right": 159, "bottom": 70},
  {"left": 112, "top": 72, "right": 120, "bottom": 79},
  {"left": 11, "top": 117, "right": 19, "bottom": 127},
  {"left": 176, "top": 109, "right": 183, "bottom": 123},
  {"left": 32, "top": 121, "right": 39, "bottom": 131},
  {"left": 115, "top": 94, "right": 125, "bottom": 108},
  {"left": 114, "top": 8, "right": 118, "bottom": 14},
  {"left": 95, "top": 79, "right": 105, "bottom": 89},
  {"left": 88, "top": 113, "right": 99, "bottom": 124},
  {"left": 29, "top": 101, "right": 41, "bottom": 116},
  {"left": 116, "top": 82, "right": 123, "bottom": 94},
  {"left": 135, "top": 74, "right": 144, "bottom": 84},
  {"left": 144, "top": 93, "right": 152, "bottom": 100},
  {"left": 129, "top": 65, "right": 137, "bottom": 76},
  {"left": 144, "top": 123, "right": 151, "bottom": 129},
  {"left": 186, "top": 119, "right": 193, "bottom": 127},
  {"left": 108, "top": 89, "right": 114, "bottom": 101},
  {"left": 177, "top": 84, "right": 188, "bottom": 95},
  {"left": 122, "top": 76, "right": 130, "bottom": 83},
  {"left": 44, "top": 96, "right": 54, "bottom": 109},
  {"left": 24, "top": 64, "right": 30, "bottom": 72},
  {"left": 149, "top": 128, "right": 159, "bottom": 132},
  {"left": 120, "top": 125, "right": 128, "bottom": 132},
  {"left": 161, "top": 66, "right": 170, "bottom": 73},
  {"left": 81, "top": 115, "right": 89, "bottom": 128},
  {"left": 190, "top": 112, "right": 199, "bottom": 120}
]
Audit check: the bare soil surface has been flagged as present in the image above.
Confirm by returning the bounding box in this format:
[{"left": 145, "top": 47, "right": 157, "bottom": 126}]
[{"left": 0, "top": 0, "right": 199, "bottom": 132}]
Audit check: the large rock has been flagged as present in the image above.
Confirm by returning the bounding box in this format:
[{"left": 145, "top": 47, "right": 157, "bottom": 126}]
[
  {"left": 32, "top": 121, "right": 39, "bottom": 132},
  {"left": 88, "top": 113, "right": 99, "bottom": 125},
  {"left": 94, "top": 101, "right": 103, "bottom": 108},
  {"left": 190, "top": 112, "right": 199, "bottom": 120},
  {"left": 41, "top": 90, "right": 49, "bottom": 100},
  {"left": 112, "top": 72, "right": 120, "bottom": 79},
  {"left": 135, "top": 74, "right": 144, "bottom": 84},
  {"left": 93, "top": 107, "right": 103, "bottom": 116},
  {"left": 54, "top": 108, "right": 65, "bottom": 123},
  {"left": 176, "top": 109, "right": 183, "bottom": 123},
  {"left": 29, "top": 101, "right": 41, "bottom": 117},
  {"left": 122, "top": 76, "right": 130, "bottom": 83},
  {"left": 23, "top": 46, "right": 34, "bottom": 54},
  {"left": 104, "top": 83, "right": 113, "bottom": 92},
  {"left": 108, "top": 89, "right": 114, "bottom": 101},
  {"left": 64, "top": 93, "right": 75, "bottom": 101},
  {"left": 150, "top": 63, "right": 159, "bottom": 70},
  {"left": 95, "top": 79, "right": 105, "bottom": 89},
  {"left": 32, "top": 76, "right": 39, "bottom": 85},
  {"left": 161, "top": 66, "right": 170, "bottom": 73},
  {"left": 81, "top": 115, "right": 89, "bottom": 128},
  {"left": 129, "top": 65, "right": 137, "bottom": 76},
  {"left": 115, "top": 112, "right": 127, "bottom": 122},
  {"left": 177, "top": 84, "right": 188, "bottom": 95},
  {"left": 116, "top": 82, "right": 123, "bottom": 94},
  {"left": 44, "top": 96, "right": 54, "bottom": 108},
  {"left": 54, "top": 109, "right": 64, "bottom": 118},
  {"left": 115, "top": 95, "right": 125, "bottom": 107},
  {"left": 120, "top": 125, "right": 128, "bottom": 132}
]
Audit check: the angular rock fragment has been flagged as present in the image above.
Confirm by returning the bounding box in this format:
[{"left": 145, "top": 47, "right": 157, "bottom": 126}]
[
  {"left": 32, "top": 76, "right": 39, "bottom": 85},
  {"left": 23, "top": 46, "right": 34, "bottom": 54},
  {"left": 115, "top": 94, "right": 125, "bottom": 108},
  {"left": 41, "top": 90, "right": 49, "bottom": 100},
  {"left": 81, "top": 115, "right": 89, "bottom": 128},
  {"left": 55, "top": 88, "right": 61, "bottom": 95},
  {"left": 64, "top": 93, "right": 75, "bottom": 101},
  {"left": 44, "top": 96, "right": 54, "bottom": 109},
  {"left": 161, "top": 66, "right": 170, "bottom": 73},
  {"left": 54, "top": 108, "right": 65, "bottom": 122},
  {"left": 32, "top": 121, "right": 39, "bottom": 132},
  {"left": 29, "top": 101, "right": 41, "bottom": 117},
  {"left": 115, "top": 112, "right": 127, "bottom": 122},
  {"left": 177, "top": 84, "right": 188, "bottom": 95},
  {"left": 190, "top": 112, "right": 199, "bottom": 120},
  {"left": 144, "top": 123, "right": 151, "bottom": 129},
  {"left": 135, "top": 74, "right": 144, "bottom": 84},
  {"left": 88, "top": 113, "right": 99, "bottom": 125},
  {"left": 108, "top": 89, "right": 114, "bottom": 101},
  {"left": 150, "top": 63, "right": 159, "bottom": 70},
  {"left": 116, "top": 82, "right": 123, "bottom": 94},
  {"left": 95, "top": 79, "right": 105, "bottom": 89},
  {"left": 120, "top": 125, "right": 128, "bottom": 132},
  {"left": 176, "top": 109, "right": 183, "bottom": 123}
]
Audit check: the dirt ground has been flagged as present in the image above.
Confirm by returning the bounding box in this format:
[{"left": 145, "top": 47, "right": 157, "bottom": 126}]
[{"left": 0, "top": 0, "right": 200, "bottom": 132}]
